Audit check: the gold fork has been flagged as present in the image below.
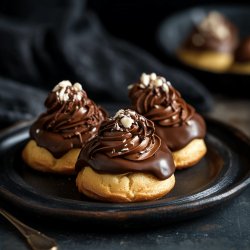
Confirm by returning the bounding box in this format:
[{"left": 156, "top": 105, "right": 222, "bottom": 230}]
[{"left": 0, "top": 208, "right": 58, "bottom": 250}]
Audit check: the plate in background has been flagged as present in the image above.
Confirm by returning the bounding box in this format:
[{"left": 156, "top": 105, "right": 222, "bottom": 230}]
[{"left": 157, "top": 5, "right": 250, "bottom": 97}]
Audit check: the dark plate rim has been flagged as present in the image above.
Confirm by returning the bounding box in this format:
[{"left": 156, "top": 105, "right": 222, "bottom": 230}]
[{"left": 0, "top": 118, "right": 250, "bottom": 222}]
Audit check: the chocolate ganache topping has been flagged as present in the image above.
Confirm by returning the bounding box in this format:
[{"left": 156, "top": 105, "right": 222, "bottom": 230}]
[
  {"left": 30, "top": 80, "right": 106, "bottom": 158},
  {"left": 76, "top": 109, "right": 175, "bottom": 180},
  {"left": 183, "top": 11, "right": 238, "bottom": 53},
  {"left": 234, "top": 37, "right": 250, "bottom": 63},
  {"left": 129, "top": 73, "right": 206, "bottom": 151}
]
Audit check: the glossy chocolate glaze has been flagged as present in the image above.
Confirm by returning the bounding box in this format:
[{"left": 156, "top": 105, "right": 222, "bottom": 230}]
[
  {"left": 129, "top": 73, "right": 206, "bottom": 151},
  {"left": 30, "top": 82, "right": 106, "bottom": 158},
  {"left": 76, "top": 109, "right": 175, "bottom": 180},
  {"left": 155, "top": 113, "right": 206, "bottom": 151},
  {"left": 182, "top": 12, "right": 238, "bottom": 53},
  {"left": 234, "top": 37, "right": 250, "bottom": 62}
]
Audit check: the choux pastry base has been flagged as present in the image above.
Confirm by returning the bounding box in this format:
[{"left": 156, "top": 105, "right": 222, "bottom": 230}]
[
  {"left": 177, "top": 48, "right": 233, "bottom": 72},
  {"left": 229, "top": 62, "right": 250, "bottom": 74},
  {"left": 173, "top": 139, "right": 207, "bottom": 169},
  {"left": 76, "top": 167, "right": 175, "bottom": 202},
  {"left": 22, "top": 140, "right": 80, "bottom": 175}
]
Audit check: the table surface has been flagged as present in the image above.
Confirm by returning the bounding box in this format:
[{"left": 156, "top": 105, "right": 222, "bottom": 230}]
[{"left": 0, "top": 96, "right": 250, "bottom": 250}]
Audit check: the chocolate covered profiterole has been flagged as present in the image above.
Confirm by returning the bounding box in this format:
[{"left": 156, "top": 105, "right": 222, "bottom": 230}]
[
  {"left": 129, "top": 73, "right": 207, "bottom": 169},
  {"left": 230, "top": 36, "right": 250, "bottom": 74},
  {"left": 22, "top": 80, "right": 106, "bottom": 174},
  {"left": 177, "top": 11, "right": 238, "bottom": 72},
  {"left": 76, "top": 109, "right": 175, "bottom": 202}
]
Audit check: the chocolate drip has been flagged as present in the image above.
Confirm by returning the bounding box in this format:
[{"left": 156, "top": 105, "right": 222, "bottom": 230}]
[
  {"left": 155, "top": 113, "right": 206, "bottom": 151},
  {"left": 30, "top": 82, "right": 106, "bottom": 158},
  {"left": 129, "top": 74, "right": 206, "bottom": 151},
  {"left": 76, "top": 109, "right": 175, "bottom": 180}
]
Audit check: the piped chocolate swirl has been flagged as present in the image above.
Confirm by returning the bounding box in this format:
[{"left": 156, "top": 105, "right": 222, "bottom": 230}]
[
  {"left": 76, "top": 109, "right": 175, "bottom": 180},
  {"left": 129, "top": 73, "right": 206, "bottom": 151},
  {"left": 30, "top": 80, "right": 106, "bottom": 158},
  {"left": 183, "top": 11, "right": 238, "bottom": 53}
]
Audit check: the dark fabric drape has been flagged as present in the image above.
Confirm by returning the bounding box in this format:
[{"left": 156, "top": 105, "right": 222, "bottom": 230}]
[{"left": 0, "top": 0, "right": 213, "bottom": 128}]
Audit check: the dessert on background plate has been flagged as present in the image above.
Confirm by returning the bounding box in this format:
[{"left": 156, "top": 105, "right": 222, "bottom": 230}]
[
  {"left": 76, "top": 109, "right": 175, "bottom": 202},
  {"left": 230, "top": 36, "right": 250, "bottom": 74},
  {"left": 22, "top": 80, "right": 106, "bottom": 175},
  {"left": 177, "top": 11, "right": 238, "bottom": 72},
  {"left": 129, "top": 73, "right": 207, "bottom": 169}
]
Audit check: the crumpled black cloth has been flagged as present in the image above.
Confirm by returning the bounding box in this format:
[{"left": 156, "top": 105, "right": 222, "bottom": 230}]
[{"left": 0, "top": 0, "right": 213, "bottom": 128}]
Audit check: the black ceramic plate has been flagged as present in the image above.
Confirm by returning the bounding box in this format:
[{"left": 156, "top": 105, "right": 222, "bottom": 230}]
[
  {"left": 157, "top": 5, "right": 250, "bottom": 96},
  {"left": 0, "top": 118, "right": 249, "bottom": 227}
]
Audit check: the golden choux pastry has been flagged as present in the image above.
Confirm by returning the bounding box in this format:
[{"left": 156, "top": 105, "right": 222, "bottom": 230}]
[
  {"left": 177, "top": 49, "right": 233, "bottom": 72},
  {"left": 76, "top": 167, "right": 175, "bottom": 202},
  {"left": 22, "top": 140, "right": 80, "bottom": 174},
  {"left": 129, "top": 73, "right": 207, "bottom": 169},
  {"left": 172, "top": 139, "right": 207, "bottom": 169},
  {"left": 76, "top": 109, "right": 176, "bottom": 202},
  {"left": 177, "top": 11, "right": 238, "bottom": 72},
  {"left": 22, "top": 80, "right": 106, "bottom": 174}
]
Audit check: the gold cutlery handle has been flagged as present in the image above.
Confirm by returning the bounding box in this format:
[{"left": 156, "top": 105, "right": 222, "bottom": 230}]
[{"left": 0, "top": 208, "right": 58, "bottom": 250}]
